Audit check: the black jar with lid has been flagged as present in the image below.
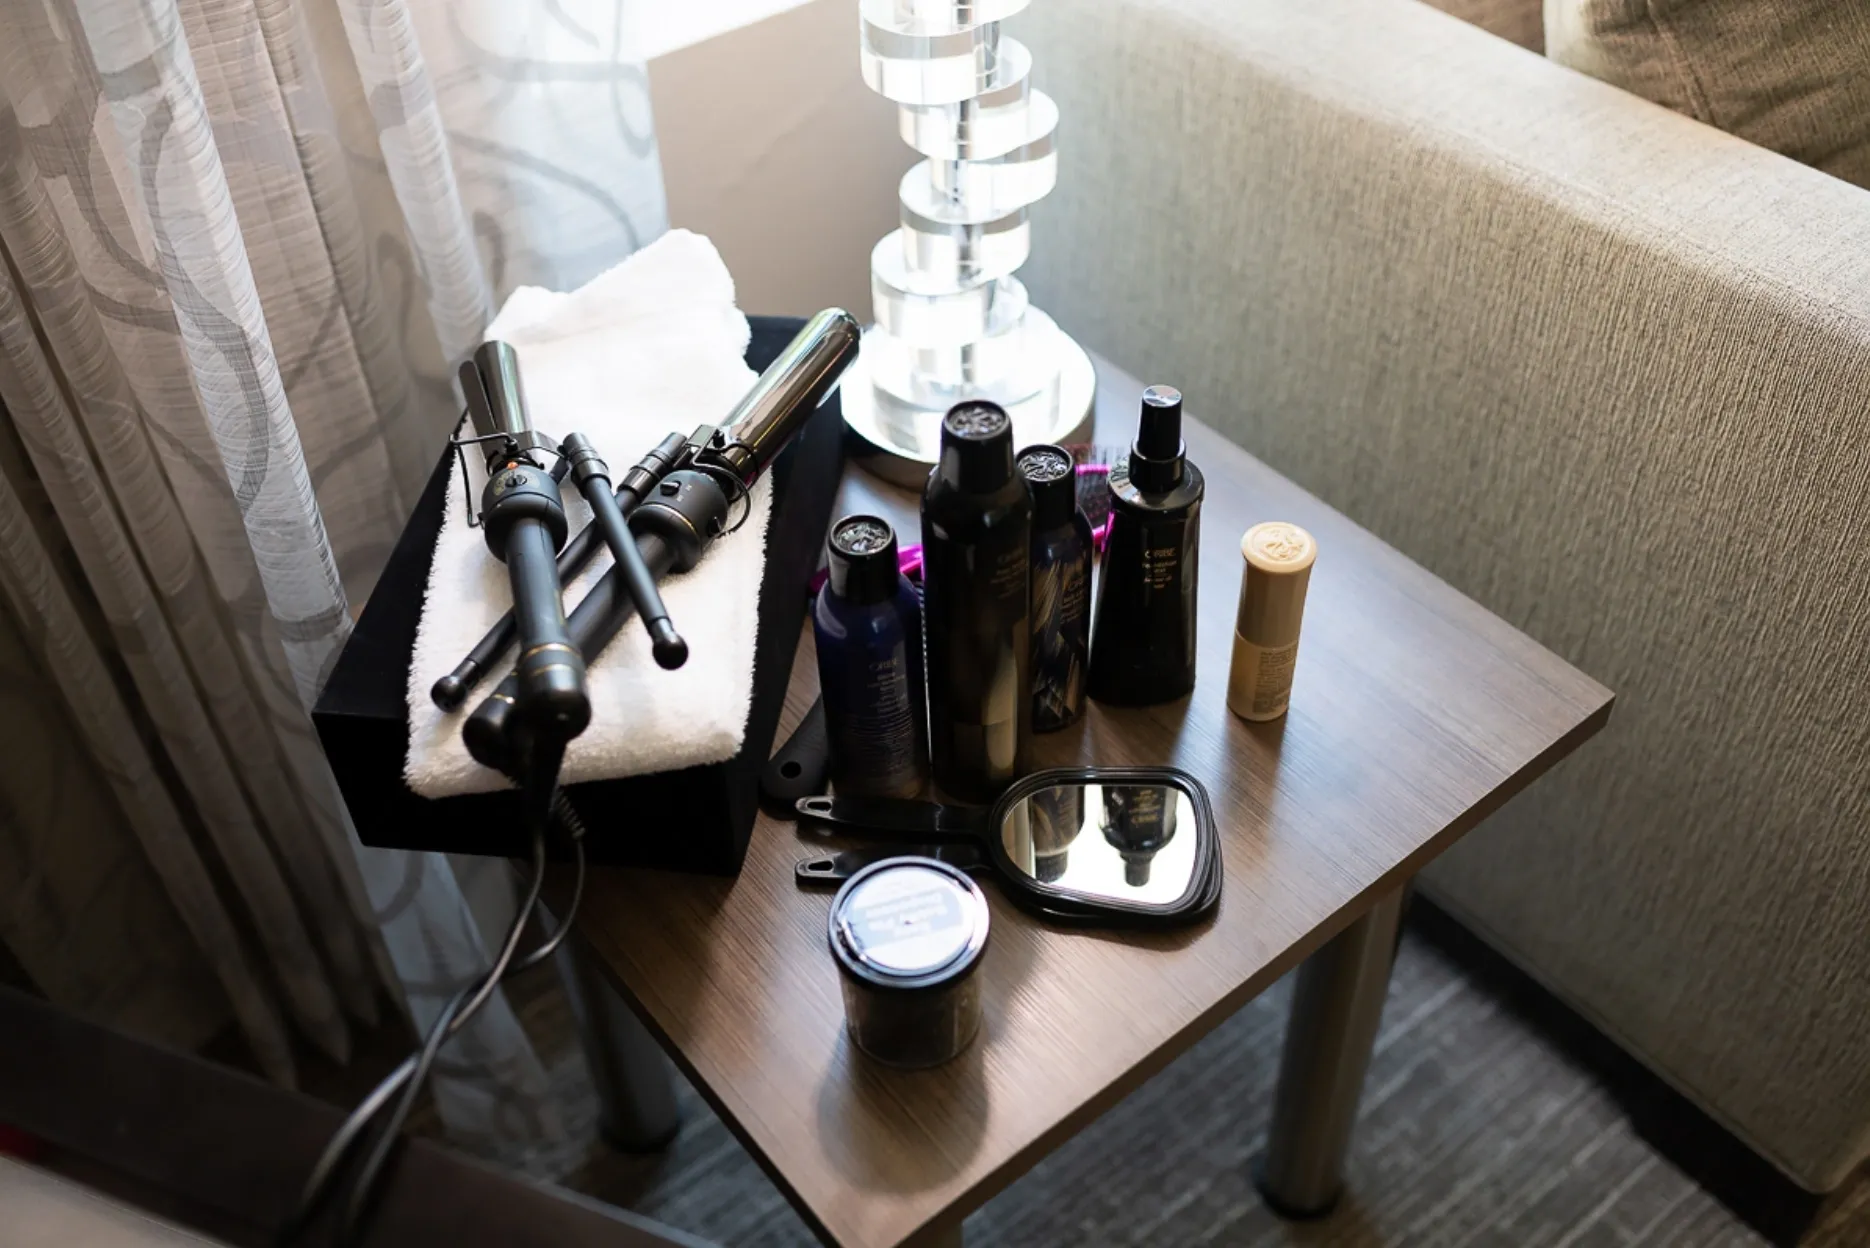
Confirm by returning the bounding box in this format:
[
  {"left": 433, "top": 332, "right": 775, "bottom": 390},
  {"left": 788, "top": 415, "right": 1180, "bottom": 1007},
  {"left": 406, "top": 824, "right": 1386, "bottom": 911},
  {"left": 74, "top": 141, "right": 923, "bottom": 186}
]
[{"left": 828, "top": 856, "right": 990, "bottom": 1067}]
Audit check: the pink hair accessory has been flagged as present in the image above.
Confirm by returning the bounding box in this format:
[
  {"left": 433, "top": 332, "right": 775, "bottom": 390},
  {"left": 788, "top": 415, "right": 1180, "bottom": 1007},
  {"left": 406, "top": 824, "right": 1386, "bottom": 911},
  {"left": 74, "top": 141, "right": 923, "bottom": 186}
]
[{"left": 809, "top": 462, "right": 1111, "bottom": 594}]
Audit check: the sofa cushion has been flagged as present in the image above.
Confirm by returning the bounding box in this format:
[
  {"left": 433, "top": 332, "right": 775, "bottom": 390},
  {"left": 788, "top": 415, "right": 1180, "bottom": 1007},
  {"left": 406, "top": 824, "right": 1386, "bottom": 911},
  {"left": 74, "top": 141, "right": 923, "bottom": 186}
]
[{"left": 1547, "top": 0, "right": 1870, "bottom": 188}]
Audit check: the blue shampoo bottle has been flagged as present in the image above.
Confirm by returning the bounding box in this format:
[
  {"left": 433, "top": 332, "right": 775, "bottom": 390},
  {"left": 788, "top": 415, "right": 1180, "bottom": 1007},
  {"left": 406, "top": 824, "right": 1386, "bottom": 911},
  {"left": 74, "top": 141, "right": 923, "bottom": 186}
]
[{"left": 813, "top": 515, "right": 928, "bottom": 797}]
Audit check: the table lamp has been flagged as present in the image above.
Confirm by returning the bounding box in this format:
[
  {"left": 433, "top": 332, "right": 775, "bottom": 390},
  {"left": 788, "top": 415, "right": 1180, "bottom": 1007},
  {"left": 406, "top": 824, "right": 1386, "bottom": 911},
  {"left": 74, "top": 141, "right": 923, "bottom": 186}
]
[{"left": 841, "top": 0, "right": 1096, "bottom": 486}]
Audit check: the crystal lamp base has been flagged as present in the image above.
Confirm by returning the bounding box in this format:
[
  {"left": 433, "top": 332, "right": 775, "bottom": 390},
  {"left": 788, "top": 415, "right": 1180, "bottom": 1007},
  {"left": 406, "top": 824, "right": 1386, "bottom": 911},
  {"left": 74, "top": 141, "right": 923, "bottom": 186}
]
[{"left": 840, "top": 315, "right": 1097, "bottom": 489}]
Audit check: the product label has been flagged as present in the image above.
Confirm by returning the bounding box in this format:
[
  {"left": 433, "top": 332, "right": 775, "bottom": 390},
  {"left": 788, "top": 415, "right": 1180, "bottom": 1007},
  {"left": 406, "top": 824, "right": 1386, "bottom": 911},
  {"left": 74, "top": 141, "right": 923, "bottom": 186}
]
[
  {"left": 1228, "top": 636, "right": 1300, "bottom": 720},
  {"left": 1106, "top": 784, "right": 1169, "bottom": 833},
  {"left": 1140, "top": 544, "right": 1179, "bottom": 592},
  {"left": 842, "top": 867, "right": 972, "bottom": 974},
  {"left": 830, "top": 646, "right": 922, "bottom": 794},
  {"left": 1058, "top": 557, "right": 1089, "bottom": 627},
  {"left": 932, "top": 540, "right": 1027, "bottom": 716},
  {"left": 1031, "top": 551, "right": 1089, "bottom": 729},
  {"left": 924, "top": 526, "right": 1031, "bottom": 791},
  {"left": 984, "top": 543, "right": 1028, "bottom": 605},
  {"left": 1031, "top": 554, "right": 1089, "bottom": 629}
]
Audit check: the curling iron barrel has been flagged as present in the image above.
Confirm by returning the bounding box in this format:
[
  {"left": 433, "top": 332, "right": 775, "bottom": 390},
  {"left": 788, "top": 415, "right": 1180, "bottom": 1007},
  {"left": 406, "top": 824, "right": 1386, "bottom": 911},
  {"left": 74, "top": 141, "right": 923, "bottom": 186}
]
[
  {"left": 461, "top": 309, "right": 862, "bottom": 773},
  {"left": 704, "top": 308, "right": 863, "bottom": 485}
]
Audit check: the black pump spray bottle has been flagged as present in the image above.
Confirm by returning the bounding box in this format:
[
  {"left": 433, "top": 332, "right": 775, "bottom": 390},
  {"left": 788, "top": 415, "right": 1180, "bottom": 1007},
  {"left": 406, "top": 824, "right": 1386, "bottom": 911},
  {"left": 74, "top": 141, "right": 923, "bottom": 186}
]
[
  {"left": 1087, "top": 385, "right": 1204, "bottom": 704},
  {"left": 921, "top": 401, "right": 1034, "bottom": 801}
]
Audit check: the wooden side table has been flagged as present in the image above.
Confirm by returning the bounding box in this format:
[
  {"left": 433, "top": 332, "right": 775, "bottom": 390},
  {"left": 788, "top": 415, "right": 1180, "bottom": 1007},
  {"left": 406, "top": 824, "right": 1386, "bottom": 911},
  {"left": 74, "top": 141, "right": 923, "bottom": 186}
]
[{"left": 561, "top": 355, "right": 1613, "bottom": 1247}]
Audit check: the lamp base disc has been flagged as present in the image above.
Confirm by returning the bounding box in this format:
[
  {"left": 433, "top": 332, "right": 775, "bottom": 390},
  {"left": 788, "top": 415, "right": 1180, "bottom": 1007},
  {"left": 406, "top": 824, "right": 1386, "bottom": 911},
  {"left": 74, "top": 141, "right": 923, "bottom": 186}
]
[{"left": 841, "top": 318, "right": 1097, "bottom": 489}]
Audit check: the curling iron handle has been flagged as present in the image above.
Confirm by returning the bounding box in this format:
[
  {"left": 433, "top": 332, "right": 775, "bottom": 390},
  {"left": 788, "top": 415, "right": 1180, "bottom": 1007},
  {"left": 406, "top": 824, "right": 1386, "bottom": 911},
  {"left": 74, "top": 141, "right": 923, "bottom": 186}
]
[
  {"left": 562, "top": 431, "right": 687, "bottom": 671},
  {"left": 592, "top": 493, "right": 686, "bottom": 670},
  {"left": 464, "top": 533, "right": 677, "bottom": 770},
  {"left": 504, "top": 517, "right": 590, "bottom": 740}
]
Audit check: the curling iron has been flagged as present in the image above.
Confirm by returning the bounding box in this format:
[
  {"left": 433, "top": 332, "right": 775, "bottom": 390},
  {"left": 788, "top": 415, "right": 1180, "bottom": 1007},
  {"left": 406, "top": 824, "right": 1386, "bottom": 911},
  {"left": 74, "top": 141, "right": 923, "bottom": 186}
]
[
  {"left": 460, "top": 308, "right": 862, "bottom": 775},
  {"left": 455, "top": 344, "right": 702, "bottom": 794},
  {"left": 458, "top": 343, "right": 589, "bottom": 792}
]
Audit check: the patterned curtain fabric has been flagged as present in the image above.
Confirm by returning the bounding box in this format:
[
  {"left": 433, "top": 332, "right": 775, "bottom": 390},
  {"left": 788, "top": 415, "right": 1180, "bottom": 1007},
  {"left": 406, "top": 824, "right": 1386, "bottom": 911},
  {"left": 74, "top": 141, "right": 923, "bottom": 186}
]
[{"left": 0, "top": 0, "right": 665, "bottom": 1156}]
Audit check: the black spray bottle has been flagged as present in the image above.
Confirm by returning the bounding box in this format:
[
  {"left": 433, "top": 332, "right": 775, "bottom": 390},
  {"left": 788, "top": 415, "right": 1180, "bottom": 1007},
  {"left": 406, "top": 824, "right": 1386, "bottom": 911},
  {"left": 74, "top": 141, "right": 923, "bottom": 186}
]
[
  {"left": 1018, "top": 444, "right": 1093, "bottom": 732},
  {"left": 1087, "top": 385, "right": 1204, "bottom": 704},
  {"left": 812, "top": 515, "right": 928, "bottom": 798},
  {"left": 921, "top": 401, "right": 1033, "bottom": 801}
]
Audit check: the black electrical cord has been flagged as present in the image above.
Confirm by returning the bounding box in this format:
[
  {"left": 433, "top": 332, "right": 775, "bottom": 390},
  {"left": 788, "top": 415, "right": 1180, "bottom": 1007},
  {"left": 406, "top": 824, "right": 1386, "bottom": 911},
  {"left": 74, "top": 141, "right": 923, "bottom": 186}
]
[
  {"left": 275, "top": 793, "right": 588, "bottom": 1248},
  {"left": 332, "top": 819, "right": 583, "bottom": 1248}
]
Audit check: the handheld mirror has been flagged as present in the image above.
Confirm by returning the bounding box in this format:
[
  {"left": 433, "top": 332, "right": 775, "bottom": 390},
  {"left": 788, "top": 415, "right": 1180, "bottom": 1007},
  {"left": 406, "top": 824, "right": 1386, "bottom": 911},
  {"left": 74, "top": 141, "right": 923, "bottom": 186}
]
[{"left": 794, "top": 767, "right": 1221, "bottom": 929}]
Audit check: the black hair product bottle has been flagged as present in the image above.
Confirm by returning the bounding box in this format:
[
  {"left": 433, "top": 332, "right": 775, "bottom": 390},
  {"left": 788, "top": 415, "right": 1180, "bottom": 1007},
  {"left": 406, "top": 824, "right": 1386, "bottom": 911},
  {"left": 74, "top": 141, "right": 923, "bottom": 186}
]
[
  {"left": 1087, "top": 385, "right": 1204, "bottom": 705},
  {"left": 1017, "top": 444, "right": 1093, "bottom": 732},
  {"left": 921, "top": 401, "right": 1033, "bottom": 802}
]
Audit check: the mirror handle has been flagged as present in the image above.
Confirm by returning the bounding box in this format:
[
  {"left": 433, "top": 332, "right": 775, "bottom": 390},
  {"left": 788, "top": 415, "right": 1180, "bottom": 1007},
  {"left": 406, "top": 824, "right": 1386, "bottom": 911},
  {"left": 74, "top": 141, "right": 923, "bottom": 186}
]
[
  {"left": 795, "top": 853, "right": 854, "bottom": 888},
  {"left": 794, "top": 845, "right": 987, "bottom": 887},
  {"left": 793, "top": 794, "right": 983, "bottom": 842}
]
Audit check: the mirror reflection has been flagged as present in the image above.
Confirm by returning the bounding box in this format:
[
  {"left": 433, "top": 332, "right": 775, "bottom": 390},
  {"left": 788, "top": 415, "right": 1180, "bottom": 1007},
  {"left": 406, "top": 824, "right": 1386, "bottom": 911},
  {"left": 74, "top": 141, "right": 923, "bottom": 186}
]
[{"left": 1000, "top": 782, "right": 1197, "bottom": 904}]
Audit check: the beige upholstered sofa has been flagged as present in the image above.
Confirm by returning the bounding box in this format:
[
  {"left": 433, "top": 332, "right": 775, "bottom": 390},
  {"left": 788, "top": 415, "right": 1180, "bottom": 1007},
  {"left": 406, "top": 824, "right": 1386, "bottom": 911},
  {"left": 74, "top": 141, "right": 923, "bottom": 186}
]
[
  {"left": 1015, "top": 0, "right": 1870, "bottom": 1193},
  {"left": 1, "top": 1158, "right": 230, "bottom": 1247}
]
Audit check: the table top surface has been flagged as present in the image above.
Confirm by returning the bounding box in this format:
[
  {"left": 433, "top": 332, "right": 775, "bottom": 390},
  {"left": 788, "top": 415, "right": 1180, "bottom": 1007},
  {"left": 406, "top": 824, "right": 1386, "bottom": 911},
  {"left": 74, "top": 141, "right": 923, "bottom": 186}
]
[{"left": 566, "top": 356, "right": 1613, "bottom": 1248}]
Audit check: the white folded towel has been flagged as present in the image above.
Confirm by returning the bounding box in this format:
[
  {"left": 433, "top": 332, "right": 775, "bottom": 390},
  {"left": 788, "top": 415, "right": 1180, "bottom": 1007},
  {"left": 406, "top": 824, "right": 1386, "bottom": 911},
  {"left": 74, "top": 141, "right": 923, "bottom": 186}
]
[{"left": 404, "top": 230, "right": 770, "bottom": 798}]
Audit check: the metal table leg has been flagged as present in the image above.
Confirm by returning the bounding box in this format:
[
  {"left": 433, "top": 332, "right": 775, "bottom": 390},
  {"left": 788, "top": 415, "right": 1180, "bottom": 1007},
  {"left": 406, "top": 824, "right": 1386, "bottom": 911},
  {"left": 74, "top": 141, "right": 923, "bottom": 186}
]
[
  {"left": 1256, "top": 887, "right": 1406, "bottom": 1218},
  {"left": 905, "top": 1223, "right": 965, "bottom": 1248},
  {"left": 556, "top": 937, "right": 681, "bottom": 1151}
]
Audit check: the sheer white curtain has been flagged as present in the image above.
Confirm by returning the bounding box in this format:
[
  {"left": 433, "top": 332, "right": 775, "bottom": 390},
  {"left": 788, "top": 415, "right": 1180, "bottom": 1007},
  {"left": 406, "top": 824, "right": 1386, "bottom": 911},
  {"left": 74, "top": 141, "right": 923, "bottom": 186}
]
[{"left": 0, "top": 0, "right": 664, "bottom": 1157}]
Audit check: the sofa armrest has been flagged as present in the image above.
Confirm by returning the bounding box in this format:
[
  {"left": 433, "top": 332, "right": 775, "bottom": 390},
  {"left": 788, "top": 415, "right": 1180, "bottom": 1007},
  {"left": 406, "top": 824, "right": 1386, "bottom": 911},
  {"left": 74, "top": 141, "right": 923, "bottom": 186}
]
[{"left": 1013, "top": 0, "right": 1870, "bottom": 1192}]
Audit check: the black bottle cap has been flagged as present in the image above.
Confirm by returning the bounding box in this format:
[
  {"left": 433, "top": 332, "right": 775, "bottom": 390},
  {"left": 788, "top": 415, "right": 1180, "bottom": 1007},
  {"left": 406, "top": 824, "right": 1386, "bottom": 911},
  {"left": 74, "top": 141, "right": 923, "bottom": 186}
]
[
  {"left": 826, "top": 514, "right": 900, "bottom": 606},
  {"left": 937, "top": 401, "right": 1015, "bottom": 494},
  {"left": 1129, "top": 385, "right": 1185, "bottom": 492},
  {"left": 1016, "top": 444, "right": 1079, "bottom": 530}
]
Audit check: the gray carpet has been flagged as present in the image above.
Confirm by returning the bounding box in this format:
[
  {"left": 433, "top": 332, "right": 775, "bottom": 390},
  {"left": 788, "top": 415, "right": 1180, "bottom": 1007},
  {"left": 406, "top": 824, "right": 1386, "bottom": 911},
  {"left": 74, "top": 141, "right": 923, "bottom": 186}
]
[{"left": 508, "top": 927, "right": 1868, "bottom": 1248}]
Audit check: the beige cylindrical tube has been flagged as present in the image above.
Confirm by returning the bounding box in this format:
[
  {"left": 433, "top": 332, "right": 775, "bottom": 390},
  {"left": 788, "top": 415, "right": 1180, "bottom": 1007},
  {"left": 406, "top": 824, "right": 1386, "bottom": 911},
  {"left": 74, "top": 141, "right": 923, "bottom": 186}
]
[{"left": 1227, "top": 522, "right": 1316, "bottom": 722}]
